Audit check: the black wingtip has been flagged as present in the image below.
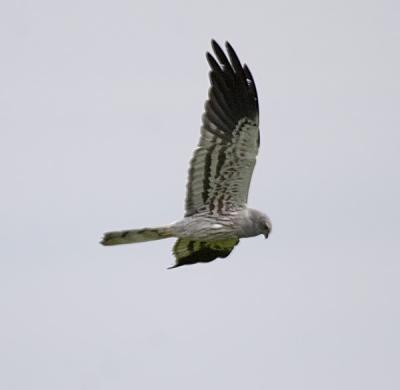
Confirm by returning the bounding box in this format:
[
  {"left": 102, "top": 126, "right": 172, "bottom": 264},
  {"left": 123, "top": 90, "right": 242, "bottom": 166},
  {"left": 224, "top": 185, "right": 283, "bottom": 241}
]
[
  {"left": 225, "top": 42, "right": 244, "bottom": 73},
  {"left": 202, "top": 39, "right": 260, "bottom": 132},
  {"left": 206, "top": 52, "right": 221, "bottom": 72},
  {"left": 167, "top": 263, "right": 183, "bottom": 270},
  {"left": 225, "top": 41, "right": 233, "bottom": 50},
  {"left": 211, "top": 39, "right": 222, "bottom": 52}
]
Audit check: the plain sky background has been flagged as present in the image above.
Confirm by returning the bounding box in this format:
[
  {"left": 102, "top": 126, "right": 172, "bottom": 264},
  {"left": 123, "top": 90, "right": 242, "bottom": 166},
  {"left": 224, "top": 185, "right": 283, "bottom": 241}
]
[{"left": 1, "top": 0, "right": 399, "bottom": 389}]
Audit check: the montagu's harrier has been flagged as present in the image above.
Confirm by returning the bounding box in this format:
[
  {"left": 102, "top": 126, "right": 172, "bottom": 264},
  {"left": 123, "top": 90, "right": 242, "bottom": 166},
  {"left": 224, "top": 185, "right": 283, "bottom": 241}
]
[{"left": 101, "top": 40, "right": 272, "bottom": 268}]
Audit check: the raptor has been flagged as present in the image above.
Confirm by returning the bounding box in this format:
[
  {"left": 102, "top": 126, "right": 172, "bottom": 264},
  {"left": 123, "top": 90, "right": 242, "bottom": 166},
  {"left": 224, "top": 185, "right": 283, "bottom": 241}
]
[{"left": 101, "top": 40, "right": 272, "bottom": 268}]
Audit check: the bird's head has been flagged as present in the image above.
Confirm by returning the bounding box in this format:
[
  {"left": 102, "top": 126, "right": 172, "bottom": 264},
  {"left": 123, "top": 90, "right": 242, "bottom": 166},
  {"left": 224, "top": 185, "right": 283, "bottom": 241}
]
[
  {"left": 260, "top": 213, "right": 272, "bottom": 239},
  {"left": 249, "top": 209, "right": 272, "bottom": 239}
]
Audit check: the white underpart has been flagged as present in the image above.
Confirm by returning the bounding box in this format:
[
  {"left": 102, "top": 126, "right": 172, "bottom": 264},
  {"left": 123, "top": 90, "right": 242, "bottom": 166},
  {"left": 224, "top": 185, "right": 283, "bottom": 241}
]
[{"left": 211, "top": 223, "right": 223, "bottom": 229}]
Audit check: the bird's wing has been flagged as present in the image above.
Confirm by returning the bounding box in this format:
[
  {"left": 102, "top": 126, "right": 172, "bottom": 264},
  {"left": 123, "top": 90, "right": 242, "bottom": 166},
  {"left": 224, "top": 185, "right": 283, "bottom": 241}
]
[
  {"left": 185, "top": 40, "right": 260, "bottom": 217},
  {"left": 170, "top": 238, "right": 240, "bottom": 268}
]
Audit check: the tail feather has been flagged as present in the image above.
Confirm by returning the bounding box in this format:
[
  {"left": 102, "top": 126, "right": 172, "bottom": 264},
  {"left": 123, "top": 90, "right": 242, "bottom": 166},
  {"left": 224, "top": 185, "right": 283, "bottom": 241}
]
[{"left": 101, "top": 226, "right": 173, "bottom": 246}]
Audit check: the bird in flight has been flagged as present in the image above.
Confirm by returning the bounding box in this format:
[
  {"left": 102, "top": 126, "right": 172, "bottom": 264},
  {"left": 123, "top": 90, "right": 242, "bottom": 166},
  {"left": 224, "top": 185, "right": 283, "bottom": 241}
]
[{"left": 101, "top": 40, "right": 272, "bottom": 268}]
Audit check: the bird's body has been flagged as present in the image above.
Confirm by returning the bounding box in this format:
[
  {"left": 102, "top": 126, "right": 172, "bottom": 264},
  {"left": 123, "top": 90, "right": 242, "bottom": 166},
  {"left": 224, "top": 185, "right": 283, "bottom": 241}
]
[
  {"left": 171, "top": 208, "right": 270, "bottom": 241},
  {"left": 101, "top": 40, "right": 272, "bottom": 268}
]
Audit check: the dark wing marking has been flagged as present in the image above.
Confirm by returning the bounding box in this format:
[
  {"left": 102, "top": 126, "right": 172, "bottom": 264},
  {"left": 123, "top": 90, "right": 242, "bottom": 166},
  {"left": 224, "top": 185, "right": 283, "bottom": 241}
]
[
  {"left": 185, "top": 40, "right": 260, "bottom": 217},
  {"left": 169, "top": 238, "right": 240, "bottom": 268}
]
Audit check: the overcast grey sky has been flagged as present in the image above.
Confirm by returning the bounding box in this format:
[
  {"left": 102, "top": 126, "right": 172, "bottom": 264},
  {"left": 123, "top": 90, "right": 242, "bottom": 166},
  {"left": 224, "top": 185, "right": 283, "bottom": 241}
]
[{"left": 1, "top": 0, "right": 399, "bottom": 389}]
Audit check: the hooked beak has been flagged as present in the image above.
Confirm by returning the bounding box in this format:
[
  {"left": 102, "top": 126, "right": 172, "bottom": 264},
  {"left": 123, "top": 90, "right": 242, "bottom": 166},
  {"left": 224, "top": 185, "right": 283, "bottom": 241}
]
[{"left": 264, "top": 231, "right": 269, "bottom": 239}]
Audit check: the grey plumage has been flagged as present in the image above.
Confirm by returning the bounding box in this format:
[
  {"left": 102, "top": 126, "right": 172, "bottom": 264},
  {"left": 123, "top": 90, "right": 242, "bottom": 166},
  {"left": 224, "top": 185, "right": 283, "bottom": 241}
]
[{"left": 101, "top": 40, "right": 272, "bottom": 268}]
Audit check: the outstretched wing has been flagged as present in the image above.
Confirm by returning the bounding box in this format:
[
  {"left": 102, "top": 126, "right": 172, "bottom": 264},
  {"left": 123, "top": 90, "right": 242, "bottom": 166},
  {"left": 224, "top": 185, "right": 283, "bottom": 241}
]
[
  {"left": 185, "top": 40, "right": 260, "bottom": 217},
  {"left": 170, "top": 238, "right": 240, "bottom": 268}
]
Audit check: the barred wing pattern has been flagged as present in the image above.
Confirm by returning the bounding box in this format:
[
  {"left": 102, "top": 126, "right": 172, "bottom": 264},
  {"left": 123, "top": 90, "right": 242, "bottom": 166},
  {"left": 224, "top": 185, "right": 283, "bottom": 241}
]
[
  {"left": 185, "top": 40, "right": 260, "bottom": 217},
  {"left": 171, "top": 238, "right": 240, "bottom": 268}
]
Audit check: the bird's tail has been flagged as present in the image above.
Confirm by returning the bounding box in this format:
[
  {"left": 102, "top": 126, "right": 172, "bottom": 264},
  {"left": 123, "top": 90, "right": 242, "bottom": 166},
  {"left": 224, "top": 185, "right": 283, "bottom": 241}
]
[{"left": 101, "top": 226, "right": 173, "bottom": 246}]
